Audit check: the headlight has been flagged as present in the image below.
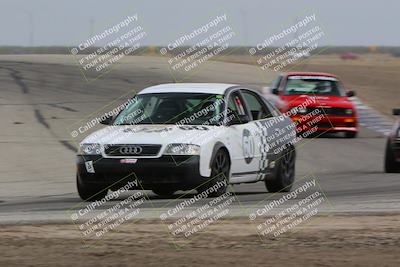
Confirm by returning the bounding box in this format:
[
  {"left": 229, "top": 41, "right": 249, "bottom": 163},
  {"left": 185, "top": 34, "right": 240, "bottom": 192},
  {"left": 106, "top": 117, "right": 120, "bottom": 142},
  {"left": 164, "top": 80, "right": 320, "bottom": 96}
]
[
  {"left": 78, "top": 143, "right": 101, "bottom": 155},
  {"left": 164, "top": 144, "right": 200, "bottom": 155},
  {"left": 345, "top": 108, "right": 353, "bottom": 115}
]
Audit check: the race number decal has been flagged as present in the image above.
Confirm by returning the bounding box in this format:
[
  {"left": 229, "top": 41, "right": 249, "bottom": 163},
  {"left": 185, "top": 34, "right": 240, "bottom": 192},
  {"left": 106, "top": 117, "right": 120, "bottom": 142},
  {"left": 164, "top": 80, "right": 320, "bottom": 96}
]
[{"left": 242, "top": 129, "right": 255, "bottom": 164}]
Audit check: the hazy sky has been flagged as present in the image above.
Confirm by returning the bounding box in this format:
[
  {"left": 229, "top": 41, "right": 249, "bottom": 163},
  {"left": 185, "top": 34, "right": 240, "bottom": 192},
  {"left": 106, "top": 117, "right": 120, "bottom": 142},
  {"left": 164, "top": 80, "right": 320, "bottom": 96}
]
[{"left": 1, "top": 0, "right": 399, "bottom": 46}]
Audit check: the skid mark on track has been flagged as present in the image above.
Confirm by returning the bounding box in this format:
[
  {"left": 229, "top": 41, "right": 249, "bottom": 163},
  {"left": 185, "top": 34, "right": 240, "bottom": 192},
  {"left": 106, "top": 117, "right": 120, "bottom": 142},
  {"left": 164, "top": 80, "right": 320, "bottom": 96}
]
[
  {"left": 59, "top": 140, "right": 77, "bottom": 152},
  {"left": 48, "top": 103, "right": 78, "bottom": 112},
  {"left": 34, "top": 109, "right": 50, "bottom": 129},
  {"left": 9, "top": 69, "right": 29, "bottom": 94},
  {"left": 0, "top": 65, "right": 29, "bottom": 94},
  {"left": 1, "top": 62, "right": 76, "bottom": 153},
  {"left": 34, "top": 108, "right": 76, "bottom": 152}
]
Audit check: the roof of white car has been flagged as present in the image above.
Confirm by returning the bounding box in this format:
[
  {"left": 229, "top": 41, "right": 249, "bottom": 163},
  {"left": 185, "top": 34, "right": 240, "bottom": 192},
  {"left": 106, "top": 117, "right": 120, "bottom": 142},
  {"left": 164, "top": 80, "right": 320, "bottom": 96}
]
[{"left": 139, "top": 83, "right": 238, "bottom": 95}]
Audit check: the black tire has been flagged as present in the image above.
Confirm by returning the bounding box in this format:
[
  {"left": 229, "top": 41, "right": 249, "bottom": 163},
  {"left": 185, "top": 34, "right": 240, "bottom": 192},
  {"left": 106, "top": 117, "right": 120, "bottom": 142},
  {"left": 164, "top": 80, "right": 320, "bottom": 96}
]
[
  {"left": 152, "top": 188, "right": 176, "bottom": 197},
  {"left": 265, "top": 147, "right": 296, "bottom": 193},
  {"left": 198, "top": 149, "right": 230, "bottom": 197},
  {"left": 344, "top": 131, "right": 357, "bottom": 138},
  {"left": 385, "top": 140, "right": 399, "bottom": 173},
  {"left": 76, "top": 174, "right": 108, "bottom": 201}
]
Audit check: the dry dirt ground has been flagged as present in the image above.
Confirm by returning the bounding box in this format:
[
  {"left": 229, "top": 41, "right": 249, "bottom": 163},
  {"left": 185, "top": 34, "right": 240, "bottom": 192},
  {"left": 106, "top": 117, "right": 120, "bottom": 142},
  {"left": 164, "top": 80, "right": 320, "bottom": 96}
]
[
  {"left": 216, "top": 53, "right": 400, "bottom": 119},
  {"left": 1, "top": 214, "right": 399, "bottom": 267}
]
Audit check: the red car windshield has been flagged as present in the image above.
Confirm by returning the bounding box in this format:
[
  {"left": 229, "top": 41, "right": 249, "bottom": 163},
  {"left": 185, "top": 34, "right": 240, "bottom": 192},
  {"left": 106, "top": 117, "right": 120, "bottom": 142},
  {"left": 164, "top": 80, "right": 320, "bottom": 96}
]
[{"left": 284, "top": 76, "right": 345, "bottom": 96}]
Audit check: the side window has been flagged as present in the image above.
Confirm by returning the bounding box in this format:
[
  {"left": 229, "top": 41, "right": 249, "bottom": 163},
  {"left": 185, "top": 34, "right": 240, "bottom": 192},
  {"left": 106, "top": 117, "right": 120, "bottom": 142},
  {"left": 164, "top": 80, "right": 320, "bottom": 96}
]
[
  {"left": 228, "top": 92, "right": 246, "bottom": 116},
  {"left": 241, "top": 91, "right": 273, "bottom": 120},
  {"left": 225, "top": 91, "right": 249, "bottom": 124}
]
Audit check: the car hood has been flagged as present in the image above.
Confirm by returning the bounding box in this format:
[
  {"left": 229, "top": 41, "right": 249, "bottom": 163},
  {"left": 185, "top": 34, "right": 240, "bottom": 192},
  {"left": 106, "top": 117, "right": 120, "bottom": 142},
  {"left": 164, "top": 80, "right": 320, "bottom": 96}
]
[
  {"left": 281, "top": 95, "right": 354, "bottom": 109},
  {"left": 81, "top": 124, "right": 225, "bottom": 145}
]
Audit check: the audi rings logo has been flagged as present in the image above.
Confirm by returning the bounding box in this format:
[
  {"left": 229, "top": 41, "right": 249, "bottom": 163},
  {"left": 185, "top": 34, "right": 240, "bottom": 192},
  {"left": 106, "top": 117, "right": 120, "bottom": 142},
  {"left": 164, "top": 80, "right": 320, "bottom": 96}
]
[{"left": 119, "top": 145, "right": 143, "bottom": 155}]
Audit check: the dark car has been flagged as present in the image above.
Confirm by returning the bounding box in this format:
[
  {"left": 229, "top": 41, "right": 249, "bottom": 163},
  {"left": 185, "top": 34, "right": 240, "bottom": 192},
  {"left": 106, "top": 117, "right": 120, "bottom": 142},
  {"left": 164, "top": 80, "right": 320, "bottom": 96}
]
[{"left": 385, "top": 108, "right": 400, "bottom": 173}]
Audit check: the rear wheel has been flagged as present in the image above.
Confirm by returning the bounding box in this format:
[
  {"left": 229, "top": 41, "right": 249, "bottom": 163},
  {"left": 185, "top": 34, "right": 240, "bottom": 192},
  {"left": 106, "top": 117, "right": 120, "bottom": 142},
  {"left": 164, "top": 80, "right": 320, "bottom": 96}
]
[
  {"left": 198, "top": 149, "right": 230, "bottom": 197},
  {"left": 385, "top": 140, "right": 399, "bottom": 173},
  {"left": 76, "top": 174, "right": 108, "bottom": 201},
  {"left": 265, "top": 147, "right": 295, "bottom": 192}
]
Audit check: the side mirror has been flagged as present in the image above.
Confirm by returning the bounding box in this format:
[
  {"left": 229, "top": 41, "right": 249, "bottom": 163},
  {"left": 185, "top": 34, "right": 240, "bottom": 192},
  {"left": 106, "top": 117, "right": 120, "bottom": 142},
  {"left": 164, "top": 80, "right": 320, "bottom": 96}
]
[
  {"left": 227, "top": 114, "right": 250, "bottom": 126},
  {"left": 346, "top": 90, "right": 356, "bottom": 97},
  {"left": 393, "top": 108, "right": 400, "bottom": 116},
  {"left": 271, "top": 88, "right": 279, "bottom": 95},
  {"left": 100, "top": 116, "right": 114, "bottom": 125}
]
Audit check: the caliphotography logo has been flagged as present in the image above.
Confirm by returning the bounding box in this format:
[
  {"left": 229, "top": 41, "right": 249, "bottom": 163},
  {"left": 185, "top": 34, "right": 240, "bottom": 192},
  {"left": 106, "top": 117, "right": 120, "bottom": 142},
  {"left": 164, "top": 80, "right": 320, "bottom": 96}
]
[
  {"left": 70, "top": 13, "right": 148, "bottom": 81},
  {"left": 248, "top": 175, "right": 331, "bottom": 244},
  {"left": 159, "top": 13, "right": 239, "bottom": 80},
  {"left": 250, "top": 13, "right": 325, "bottom": 72}
]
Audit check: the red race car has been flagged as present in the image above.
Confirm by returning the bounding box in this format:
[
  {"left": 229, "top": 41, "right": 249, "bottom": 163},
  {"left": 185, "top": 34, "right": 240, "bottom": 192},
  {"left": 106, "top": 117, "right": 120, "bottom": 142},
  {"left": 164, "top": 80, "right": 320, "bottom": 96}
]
[
  {"left": 269, "top": 72, "right": 358, "bottom": 138},
  {"left": 340, "top": 53, "right": 359, "bottom": 60}
]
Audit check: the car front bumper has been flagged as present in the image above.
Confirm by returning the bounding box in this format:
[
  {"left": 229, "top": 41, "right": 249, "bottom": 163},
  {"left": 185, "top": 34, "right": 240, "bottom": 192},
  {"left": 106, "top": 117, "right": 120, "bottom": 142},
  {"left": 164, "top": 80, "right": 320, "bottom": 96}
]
[
  {"left": 76, "top": 155, "right": 207, "bottom": 190},
  {"left": 391, "top": 138, "right": 400, "bottom": 161},
  {"left": 291, "top": 115, "right": 358, "bottom": 133}
]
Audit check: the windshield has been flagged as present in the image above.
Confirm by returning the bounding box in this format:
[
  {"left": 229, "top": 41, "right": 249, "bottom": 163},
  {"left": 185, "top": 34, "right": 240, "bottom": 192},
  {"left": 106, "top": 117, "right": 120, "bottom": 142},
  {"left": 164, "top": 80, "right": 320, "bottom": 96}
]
[
  {"left": 113, "top": 93, "right": 225, "bottom": 126},
  {"left": 284, "top": 76, "right": 344, "bottom": 96}
]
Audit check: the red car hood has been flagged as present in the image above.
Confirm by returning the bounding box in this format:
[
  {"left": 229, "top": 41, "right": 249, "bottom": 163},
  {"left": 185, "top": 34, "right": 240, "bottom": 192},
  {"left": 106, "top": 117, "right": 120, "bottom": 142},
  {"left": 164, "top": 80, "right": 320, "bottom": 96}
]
[{"left": 280, "top": 94, "right": 354, "bottom": 110}]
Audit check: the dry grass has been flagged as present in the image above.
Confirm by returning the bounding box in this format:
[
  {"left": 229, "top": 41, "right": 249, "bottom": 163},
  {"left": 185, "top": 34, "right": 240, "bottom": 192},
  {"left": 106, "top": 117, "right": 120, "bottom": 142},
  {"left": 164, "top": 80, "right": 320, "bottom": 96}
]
[{"left": 0, "top": 214, "right": 399, "bottom": 266}]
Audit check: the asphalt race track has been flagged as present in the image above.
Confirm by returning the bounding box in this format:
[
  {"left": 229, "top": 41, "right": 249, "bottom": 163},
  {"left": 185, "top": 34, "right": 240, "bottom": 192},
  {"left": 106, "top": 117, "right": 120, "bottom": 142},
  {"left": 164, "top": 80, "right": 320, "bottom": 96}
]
[{"left": 0, "top": 55, "right": 399, "bottom": 223}]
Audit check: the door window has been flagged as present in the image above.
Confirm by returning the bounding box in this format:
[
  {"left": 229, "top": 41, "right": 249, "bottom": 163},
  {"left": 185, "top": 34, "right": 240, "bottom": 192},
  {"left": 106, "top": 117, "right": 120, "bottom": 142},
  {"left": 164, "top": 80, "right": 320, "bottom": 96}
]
[
  {"left": 228, "top": 91, "right": 246, "bottom": 115},
  {"left": 241, "top": 91, "right": 272, "bottom": 120}
]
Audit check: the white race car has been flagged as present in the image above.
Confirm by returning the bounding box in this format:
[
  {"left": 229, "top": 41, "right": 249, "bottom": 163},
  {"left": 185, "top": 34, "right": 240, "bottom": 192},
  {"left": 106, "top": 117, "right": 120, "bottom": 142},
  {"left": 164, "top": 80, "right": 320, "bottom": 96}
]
[{"left": 77, "top": 83, "right": 296, "bottom": 200}]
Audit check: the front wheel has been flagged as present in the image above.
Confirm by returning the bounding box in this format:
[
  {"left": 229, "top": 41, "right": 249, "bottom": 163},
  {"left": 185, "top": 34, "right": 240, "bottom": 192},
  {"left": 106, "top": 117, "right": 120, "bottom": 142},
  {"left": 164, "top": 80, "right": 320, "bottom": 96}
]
[
  {"left": 265, "top": 147, "right": 296, "bottom": 193},
  {"left": 198, "top": 149, "right": 230, "bottom": 197},
  {"left": 385, "top": 140, "right": 399, "bottom": 173},
  {"left": 77, "top": 174, "right": 108, "bottom": 201},
  {"left": 344, "top": 131, "right": 357, "bottom": 138}
]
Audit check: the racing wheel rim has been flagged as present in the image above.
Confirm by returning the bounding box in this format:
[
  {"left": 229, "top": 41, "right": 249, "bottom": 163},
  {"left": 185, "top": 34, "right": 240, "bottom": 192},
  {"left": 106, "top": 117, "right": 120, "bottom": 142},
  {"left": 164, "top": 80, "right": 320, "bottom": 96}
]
[
  {"left": 213, "top": 150, "right": 230, "bottom": 178},
  {"left": 281, "top": 150, "right": 295, "bottom": 184}
]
